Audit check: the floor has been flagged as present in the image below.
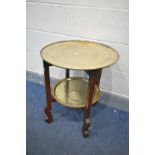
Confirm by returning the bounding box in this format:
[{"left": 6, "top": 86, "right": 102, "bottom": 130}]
[{"left": 26, "top": 80, "right": 129, "bottom": 155}]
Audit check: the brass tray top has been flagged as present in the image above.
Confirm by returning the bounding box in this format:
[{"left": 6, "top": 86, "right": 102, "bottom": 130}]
[
  {"left": 41, "top": 40, "right": 119, "bottom": 70},
  {"left": 52, "top": 77, "right": 100, "bottom": 108}
]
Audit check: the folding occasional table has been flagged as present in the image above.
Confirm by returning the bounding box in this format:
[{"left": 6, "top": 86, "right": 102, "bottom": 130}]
[{"left": 40, "top": 40, "right": 119, "bottom": 137}]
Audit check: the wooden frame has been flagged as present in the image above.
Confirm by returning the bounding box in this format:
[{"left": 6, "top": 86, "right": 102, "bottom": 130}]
[{"left": 43, "top": 60, "right": 102, "bottom": 137}]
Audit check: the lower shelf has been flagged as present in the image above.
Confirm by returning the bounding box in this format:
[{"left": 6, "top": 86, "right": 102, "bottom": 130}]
[{"left": 52, "top": 77, "right": 100, "bottom": 108}]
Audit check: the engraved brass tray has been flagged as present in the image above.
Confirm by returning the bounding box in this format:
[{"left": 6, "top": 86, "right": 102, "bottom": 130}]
[
  {"left": 52, "top": 77, "right": 100, "bottom": 108},
  {"left": 41, "top": 40, "right": 119, "bottom": 70}
]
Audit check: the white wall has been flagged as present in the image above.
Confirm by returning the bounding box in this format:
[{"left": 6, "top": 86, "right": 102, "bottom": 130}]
[{"left": 26, "top": 0, "right": 129, "bottom": 98}]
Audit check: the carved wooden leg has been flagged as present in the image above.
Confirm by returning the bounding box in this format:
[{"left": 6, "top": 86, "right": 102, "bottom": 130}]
[
  {"left": 43, "top": 61, "right": 53, "bottom": 123},
  {"left": 82, "top": 70, "right": 96, "bottom": 137}
]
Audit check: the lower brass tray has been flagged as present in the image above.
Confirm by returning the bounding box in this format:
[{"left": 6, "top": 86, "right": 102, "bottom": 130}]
[{"left": 52, "top": 77, "right": 100, "bottom": 108}]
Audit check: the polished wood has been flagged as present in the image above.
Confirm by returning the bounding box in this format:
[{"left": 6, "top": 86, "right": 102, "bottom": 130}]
[
  {"left": 43, "top": 60, "right": 102, "bottom": 136},
  {"left": 82, "top": 69, "right": 99, "bottom": 137},
  {"left": 66, "top": 69, "right": 69, "bottom": 78},
  {"left": 85, "top": 69, "right": 102, "bottom": 86},
  {"left": 43, "top": 60, "right": 53, "bottom": 123},
  {"left": 95, "top": 69, "right": 102, "bottom": 86}
]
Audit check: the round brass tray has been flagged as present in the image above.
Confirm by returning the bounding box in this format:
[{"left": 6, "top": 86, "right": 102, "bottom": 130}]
[
  {"left": 52, "top": 77, "right": 100, "bottom": 108},
  {"left": 41, "top": 40, "right": 119, "bottom": 70}
]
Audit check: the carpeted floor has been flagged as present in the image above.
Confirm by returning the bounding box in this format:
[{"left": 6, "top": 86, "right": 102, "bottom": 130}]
[{"left": 26, "top": 80, "right": 129, "bottom": 155}]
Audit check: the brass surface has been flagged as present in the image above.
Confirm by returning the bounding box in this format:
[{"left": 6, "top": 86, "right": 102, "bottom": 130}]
[
  {"left": 52, "top": 77, "right": 100, "bottom": 108},
  {"left": 41, "top": 40, "right": 119, "bottom": 70}
]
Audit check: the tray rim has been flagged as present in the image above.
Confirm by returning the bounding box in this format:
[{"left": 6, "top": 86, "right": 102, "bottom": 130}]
[
  {"left": 40, "top": 40, "right": 119, "bottom": 70},
  {"left": 52, "top": 77, "right": 101, "bottom": 108}
]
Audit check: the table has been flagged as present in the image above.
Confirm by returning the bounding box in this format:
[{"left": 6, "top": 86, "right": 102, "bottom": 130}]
[{"left": 40, "top": 40, "right": 119, "bottom": 137}]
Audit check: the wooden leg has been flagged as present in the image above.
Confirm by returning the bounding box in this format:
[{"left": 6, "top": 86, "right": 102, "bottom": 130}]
[
  {"left": 82, "top": 69, "right": 102, "bottom": 137},
  {"left": 82, "top": 70, "right": 96, "bottom": 137},
  {"left": 85, "top": 69, "right": 102, "bottom": 86},
  {"left": 43, "top": 61, "right": 53, "bottom": 123},
  {"left": 95, "top": 69, "right": 102, "bottom": 86},
  {"left": 66, "top": 69, "right": 69, "bottom": 78},
  {"left": 93, "top": 69, "right": 102, "bottom": 105},
  {"left": 65, "top": 69, "right": 70, "bottom": 102}
]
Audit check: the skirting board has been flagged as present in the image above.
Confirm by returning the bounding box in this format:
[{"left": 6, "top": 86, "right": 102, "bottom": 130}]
[{"left": 26, "top": 70, "right": 129, "bottom": 112}]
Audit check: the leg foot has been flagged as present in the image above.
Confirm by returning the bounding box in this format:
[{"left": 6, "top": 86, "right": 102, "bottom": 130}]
[
  {"left": 44, "top": 107, "right": 53, "bottom": 123},
  {"left": 82, "top": 118, "right": 91, "bottom": 137},
  {"left": 82, "top": 131, "right": 89, "bottom": 137}
]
